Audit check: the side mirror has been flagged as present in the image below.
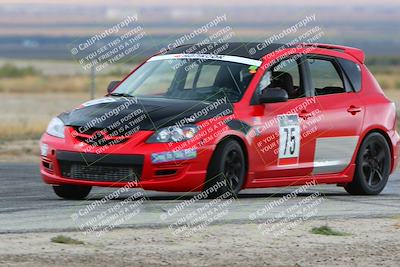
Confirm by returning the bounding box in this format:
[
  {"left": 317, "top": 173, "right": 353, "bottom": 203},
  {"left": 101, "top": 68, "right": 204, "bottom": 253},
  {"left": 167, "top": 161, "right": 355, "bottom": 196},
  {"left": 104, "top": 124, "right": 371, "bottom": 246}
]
[
  {"left": 258, "top": 87, "right": 288, "bottom": 104},
  {"left": 107, "top": 81, "right": 121, "bottom": 93}
]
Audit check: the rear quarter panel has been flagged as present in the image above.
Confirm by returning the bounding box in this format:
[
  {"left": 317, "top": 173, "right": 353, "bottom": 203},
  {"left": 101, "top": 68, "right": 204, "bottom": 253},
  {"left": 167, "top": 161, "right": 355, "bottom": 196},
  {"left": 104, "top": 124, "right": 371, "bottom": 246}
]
[{"left": 358, "top": 64, "right": 399, "bottom": 172}]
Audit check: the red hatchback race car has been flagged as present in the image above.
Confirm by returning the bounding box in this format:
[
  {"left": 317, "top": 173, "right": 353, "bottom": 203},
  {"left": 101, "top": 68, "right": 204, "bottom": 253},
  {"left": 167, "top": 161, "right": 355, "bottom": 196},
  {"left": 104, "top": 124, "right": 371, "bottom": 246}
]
[{"left": 40, "top": 42, "right": 400, "bottom": 200}]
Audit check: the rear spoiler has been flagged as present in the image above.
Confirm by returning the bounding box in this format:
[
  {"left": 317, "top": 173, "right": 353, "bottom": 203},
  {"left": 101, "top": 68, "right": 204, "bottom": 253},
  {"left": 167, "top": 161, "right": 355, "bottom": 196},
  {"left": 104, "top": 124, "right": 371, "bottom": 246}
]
[{"left": 299, "top": 43, "right": 365, "bottom": 64}]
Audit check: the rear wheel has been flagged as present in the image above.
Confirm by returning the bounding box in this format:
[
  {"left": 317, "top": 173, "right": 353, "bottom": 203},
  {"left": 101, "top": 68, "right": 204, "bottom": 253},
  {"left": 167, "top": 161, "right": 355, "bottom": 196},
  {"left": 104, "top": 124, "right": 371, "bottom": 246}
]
[
  {"left": 203, "top": 139, "right": 246, "bottom": 199},
  {"left": 345, "top": 133, "right": 391, "bottom": 195},
  {"left": 53, "top": 185, "right": 92, "bottom": 200}
]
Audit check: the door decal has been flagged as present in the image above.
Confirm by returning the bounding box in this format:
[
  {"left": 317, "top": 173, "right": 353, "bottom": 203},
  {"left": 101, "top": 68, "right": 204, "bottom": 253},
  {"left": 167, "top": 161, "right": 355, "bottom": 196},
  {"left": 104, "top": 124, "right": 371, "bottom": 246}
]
[
  {"left": 278, "top": 114, "right": 300, "bottom": 165},
  {"left": 312, "top": 136, "right": 359, "bottom": 174}
]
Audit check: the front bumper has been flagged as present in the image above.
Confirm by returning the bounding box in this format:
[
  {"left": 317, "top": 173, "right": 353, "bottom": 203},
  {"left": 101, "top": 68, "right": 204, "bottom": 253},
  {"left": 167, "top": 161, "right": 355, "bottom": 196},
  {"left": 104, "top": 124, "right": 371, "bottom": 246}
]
[{"left": 40, "top": 132, "right": 215, "bottom": 192}]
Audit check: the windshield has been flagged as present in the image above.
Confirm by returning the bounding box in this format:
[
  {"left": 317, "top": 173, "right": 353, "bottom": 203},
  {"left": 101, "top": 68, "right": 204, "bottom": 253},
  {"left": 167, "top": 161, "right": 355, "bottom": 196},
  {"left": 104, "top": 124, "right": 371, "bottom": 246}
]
[{"left": 112, "top": 56, "right": 258, "bottom": 102}]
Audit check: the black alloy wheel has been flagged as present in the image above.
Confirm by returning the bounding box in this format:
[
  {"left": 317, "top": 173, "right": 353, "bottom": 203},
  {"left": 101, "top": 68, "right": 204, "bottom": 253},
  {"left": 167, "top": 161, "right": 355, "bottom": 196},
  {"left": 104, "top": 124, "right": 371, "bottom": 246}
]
[
  {"left": 204, "top": 139, "right": 246, "bottom": 198},
  {"left": 345, "top": 133, "right": 391, "bottom": 195}
]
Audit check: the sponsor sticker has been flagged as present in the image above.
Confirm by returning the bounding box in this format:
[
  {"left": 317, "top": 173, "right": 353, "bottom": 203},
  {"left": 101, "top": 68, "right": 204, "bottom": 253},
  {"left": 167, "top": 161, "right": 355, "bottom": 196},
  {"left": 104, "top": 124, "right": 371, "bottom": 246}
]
[
  {"left": 248, "top": 65, "right": 258, "bottom": 74},
  {"left": 148, "top": 54, "right": 262, "bottom": 67}
]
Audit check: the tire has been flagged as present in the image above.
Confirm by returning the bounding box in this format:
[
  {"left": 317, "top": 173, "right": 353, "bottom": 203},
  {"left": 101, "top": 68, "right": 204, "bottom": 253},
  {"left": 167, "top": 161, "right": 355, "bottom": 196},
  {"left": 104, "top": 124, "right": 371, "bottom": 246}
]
[
  {"left": 53, "top": 185, "right": 92, "bottom": 200},
  {"left": 345, "top": 133, "right": 391, "bottom": 195},
  {"left": 203, "top": 139, "right": 246, "bottom": 199}
]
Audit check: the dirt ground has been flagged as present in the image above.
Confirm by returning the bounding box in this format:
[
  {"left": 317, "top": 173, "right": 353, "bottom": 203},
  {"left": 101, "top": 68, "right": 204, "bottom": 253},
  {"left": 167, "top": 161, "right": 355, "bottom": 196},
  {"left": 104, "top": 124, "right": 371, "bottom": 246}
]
[
  {"left": 0, "top": 139, "right": 40, "bottom": 162},
  {"left": 0, "top": 217, "right": 399, "bottom": 267}
]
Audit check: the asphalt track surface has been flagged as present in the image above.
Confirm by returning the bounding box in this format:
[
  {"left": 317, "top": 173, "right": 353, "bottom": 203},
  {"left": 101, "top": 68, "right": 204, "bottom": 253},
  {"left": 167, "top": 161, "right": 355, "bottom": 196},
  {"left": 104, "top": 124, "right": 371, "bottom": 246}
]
[{"left": 0, "top": 163, "right": 399, "bottom": 233}]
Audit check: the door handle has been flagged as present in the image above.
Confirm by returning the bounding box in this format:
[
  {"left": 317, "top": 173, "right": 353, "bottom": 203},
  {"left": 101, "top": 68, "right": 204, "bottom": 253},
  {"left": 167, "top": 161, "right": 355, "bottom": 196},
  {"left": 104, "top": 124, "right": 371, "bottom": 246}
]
[
  {"left": 347, "top": 105, "right": 362, "bottom": 115},
  {"left": 299, "top": 110, "right": 312, "bottom": 119}
]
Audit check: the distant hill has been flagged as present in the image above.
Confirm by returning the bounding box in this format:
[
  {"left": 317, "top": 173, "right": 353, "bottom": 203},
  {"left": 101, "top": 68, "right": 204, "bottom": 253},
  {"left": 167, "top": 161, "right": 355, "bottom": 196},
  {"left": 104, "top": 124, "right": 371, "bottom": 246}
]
[{"left": 0, "top": 0, "right": 399, "bottom": 58}]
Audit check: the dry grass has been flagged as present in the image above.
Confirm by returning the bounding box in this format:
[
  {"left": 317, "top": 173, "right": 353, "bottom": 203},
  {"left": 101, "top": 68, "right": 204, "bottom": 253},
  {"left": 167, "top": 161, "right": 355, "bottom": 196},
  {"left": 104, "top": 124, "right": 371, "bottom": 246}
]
[
  {"left": 0, "top": 139, "right": 40, "bottom": 162},
  {"left": 0, "top": 92, "right": 90, "bottom": 162},
  {"left": 0, "top": 74, "right": 122, "bottom": 93},
  {"left": 375, "top": 74, "right": 400, "bottom": 91},
  {"left": 370, "top": 66, "right": 400, "bottom": 94},
  {"left": 1, "top": 122, "right": 47, "bottom": 140},
  {"left": 310, "top": 225, "right": 351, "bottom": 236},
  {"left": 50, "top": 235, "right": 84, "bottom": 245},
  {"left": 0, "top": 93, "right": 89, "bottom": 141},
  {"left": 385, "top": 89, "right": 400, "bottom": 129}
]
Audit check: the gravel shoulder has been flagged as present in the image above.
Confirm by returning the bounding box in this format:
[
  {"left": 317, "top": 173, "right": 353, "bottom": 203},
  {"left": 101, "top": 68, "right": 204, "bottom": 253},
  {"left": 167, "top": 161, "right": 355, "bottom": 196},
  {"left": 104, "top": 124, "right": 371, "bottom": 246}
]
[{"left": 0, "top": 217, "right": 399, "bottom": 267}]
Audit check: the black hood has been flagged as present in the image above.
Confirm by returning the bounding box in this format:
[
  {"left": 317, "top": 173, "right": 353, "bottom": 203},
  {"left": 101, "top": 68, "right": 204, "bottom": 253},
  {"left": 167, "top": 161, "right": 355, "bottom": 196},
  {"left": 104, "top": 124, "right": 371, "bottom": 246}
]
[{"left": 60, "top": 97, "right": 233, "bottom": 134}]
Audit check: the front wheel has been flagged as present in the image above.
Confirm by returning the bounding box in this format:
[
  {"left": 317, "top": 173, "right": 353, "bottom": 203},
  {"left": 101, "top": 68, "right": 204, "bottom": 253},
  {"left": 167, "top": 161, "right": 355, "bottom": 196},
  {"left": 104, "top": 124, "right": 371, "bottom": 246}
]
[
  {"left": 345, "top": 133, "right": 391, "bottom": 195},
  {"left": 203, "top": 139, "right": 246, "bottom": 199},
  {"left": 53, "top": 184, "right": 92, "bottom": 200}
]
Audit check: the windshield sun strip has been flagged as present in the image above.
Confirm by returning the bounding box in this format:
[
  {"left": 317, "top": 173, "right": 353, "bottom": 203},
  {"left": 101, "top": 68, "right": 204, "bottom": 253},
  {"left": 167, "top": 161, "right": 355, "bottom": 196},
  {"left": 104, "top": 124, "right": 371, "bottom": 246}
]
[{"left": 148, "top": 53, "right": 262, "bottom": 67}]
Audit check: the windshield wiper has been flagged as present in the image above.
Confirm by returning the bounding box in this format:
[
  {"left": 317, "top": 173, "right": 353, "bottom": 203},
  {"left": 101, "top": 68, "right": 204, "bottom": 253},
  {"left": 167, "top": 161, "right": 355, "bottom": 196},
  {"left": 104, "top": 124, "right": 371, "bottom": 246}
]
[{"left": 108, "top": 92, "right": 134, "bottom": 97}]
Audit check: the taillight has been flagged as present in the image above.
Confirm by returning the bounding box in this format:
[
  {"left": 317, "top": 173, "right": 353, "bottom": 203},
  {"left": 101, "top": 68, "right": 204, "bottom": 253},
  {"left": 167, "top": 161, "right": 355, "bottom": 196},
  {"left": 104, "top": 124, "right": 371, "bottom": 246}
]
[{"left": 396, "top": 111, "right": 399, "bottom": 131}]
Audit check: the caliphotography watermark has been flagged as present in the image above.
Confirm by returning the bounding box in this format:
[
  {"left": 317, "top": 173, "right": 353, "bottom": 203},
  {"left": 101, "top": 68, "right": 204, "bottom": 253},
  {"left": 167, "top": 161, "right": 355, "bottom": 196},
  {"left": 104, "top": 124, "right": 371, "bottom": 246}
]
[
  {"left": 159, "top": 14, "right": 229, "bottom": 54},
  {"left": 248, "top": 181, "right": 325, "bottom": 239},
  {"left": 69, "top": 15, "right": 146, "bottom": 72},
  {"left": 160, "top": 178, "right": 234, "bottom": 238},
  {"left": 69, "top": 96, "right": 150, "bottom": 155},
  {"left": 71, "top": 182, "right": 145, "bottom": 238},
  {"left": 247, "top": 13, "right": 323, "bottom": 57}
]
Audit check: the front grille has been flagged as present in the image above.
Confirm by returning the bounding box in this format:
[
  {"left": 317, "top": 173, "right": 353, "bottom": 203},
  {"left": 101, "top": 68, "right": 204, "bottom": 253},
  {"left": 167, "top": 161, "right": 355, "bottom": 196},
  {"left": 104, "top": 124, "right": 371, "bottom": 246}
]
[
  {"left": 57, "top": 151, "right": 144, "bottom": 182},
  {"left": 60, "top": 162, "right": 139, "bottom": 182}
]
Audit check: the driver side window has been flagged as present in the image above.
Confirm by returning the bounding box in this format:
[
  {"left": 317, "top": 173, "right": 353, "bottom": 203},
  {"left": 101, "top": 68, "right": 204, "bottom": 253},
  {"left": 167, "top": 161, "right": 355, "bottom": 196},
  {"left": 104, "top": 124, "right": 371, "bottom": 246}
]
[{"left": 257, "top": 57, "right": 305, "bottom": 99}]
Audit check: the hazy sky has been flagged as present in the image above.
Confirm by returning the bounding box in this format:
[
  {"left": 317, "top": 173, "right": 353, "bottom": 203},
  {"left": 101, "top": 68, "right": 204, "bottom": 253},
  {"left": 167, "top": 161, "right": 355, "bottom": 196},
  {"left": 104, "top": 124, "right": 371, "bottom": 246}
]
[
  {"left": 1, "top": 0, "right": 399, "bottom": 6},
  {"left": 0, "top": 0, "right": 398, "bottom": 56}
]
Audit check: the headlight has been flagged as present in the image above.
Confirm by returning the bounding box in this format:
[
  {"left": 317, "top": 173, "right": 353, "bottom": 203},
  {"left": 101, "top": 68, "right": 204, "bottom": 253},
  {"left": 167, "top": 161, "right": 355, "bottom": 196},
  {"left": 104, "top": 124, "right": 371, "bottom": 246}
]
[
  {"left": 147, "top": 125, "right": 199, "bottom": 143},
  {"left": 46, "top": 117, "right": 65, "bottom": 138}
]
